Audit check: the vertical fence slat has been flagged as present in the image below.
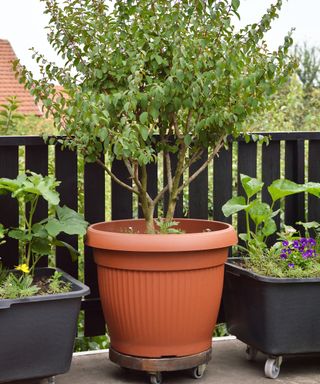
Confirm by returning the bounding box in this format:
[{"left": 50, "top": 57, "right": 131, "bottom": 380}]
[
  {"left": 189, "top": 151, "right": 208, "bottom": 219},
  {"left": 213, "top": 146, "right": 233, "bottom": 223},
  {"left": 308, "top": 140, "right": 320, "bottom": 223},
  {"left": 111, "top": 160, "right": 133, "bottom": 219},
  {"left": 164, "top": 153, "right": 184, "bottom": 217},
  {"left": 55, "top": 145, "right": 78, "bottom": 277},
  {"left": 138, "top": 162, "right": 158, "bottom": 218},
  {"left": 285, "top": 140, "right": 305, "bottom": 226},
  {"left": 262, "top": 141, "right": 281, "bottom": 244},
  {"left": 84, "top": 159, "right": 106, "bottom": 336},
  {"left": 0, "top": 146, "right": 19, "bottom": 268},
  {"left": 237, "top": 141, "right": 257, "bottom": 235},
  {"left": 25, "top": 144, "right": 49, "bottom": 267}
]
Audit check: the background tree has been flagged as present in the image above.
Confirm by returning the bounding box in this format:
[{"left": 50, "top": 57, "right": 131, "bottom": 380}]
[
  {"left": 252, "top": 43, "right": 320, "bottom": 132},
  {"left": 17, "top": 0, "right": 295, "bottom": 232},
  {"left": 294, "top": 43, "right": 320, "bottom": 93}
]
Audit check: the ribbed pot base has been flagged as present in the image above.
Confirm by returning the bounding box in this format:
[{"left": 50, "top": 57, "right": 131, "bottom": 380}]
[
  {"left": 87, "top": 219, "right": 237, "bottom": 358},
  {"left": 98, "top": 264, "right": 224, "bottom": 357}
]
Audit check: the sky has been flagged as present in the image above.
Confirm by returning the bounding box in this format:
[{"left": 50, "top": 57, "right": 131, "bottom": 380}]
[{"left": 0, "top": 0, "right": 320, "bottom": 77}]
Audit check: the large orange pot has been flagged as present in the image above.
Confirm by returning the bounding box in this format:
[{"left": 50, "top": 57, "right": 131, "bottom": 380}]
[{"left": 86, "top": 218, "right": 237, "bottom": 358}]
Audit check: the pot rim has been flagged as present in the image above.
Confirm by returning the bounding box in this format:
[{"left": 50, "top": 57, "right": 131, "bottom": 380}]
[{"left": 86, "top": 218, "right": 237, "bottom": 252}]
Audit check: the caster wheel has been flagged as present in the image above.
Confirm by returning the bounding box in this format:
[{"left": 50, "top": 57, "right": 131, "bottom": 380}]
[
  {"left": 245, "top": 345, "right": 258, "bottom": 361},
  {"left": 264, "top": 356, "right": 283, "bottom": 379},
  {"left": 150, "top": 372, "right": 162, "bottom": 384},
  {"left": 47, "top": 377, "right": 56, "bottom": 384},
  {"left": 191, "top": 364, "right": 207, "bottom": 379}
]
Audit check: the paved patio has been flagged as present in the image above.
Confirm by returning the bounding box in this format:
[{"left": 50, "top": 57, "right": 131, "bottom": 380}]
[{"left": 10, "top": 338, "right": 320, "bottom": 384}]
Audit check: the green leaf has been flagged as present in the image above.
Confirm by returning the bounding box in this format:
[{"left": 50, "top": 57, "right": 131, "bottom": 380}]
[
  {"left": 296, "top": 221, "right": 320, "bottom": 230},
  {"left": 45, "top": 218, "right": 63, "bottom": 237},
  {"left": 268, "top": 179, "right": 305, "bottom": 202},
  {"left": 240, "top": 174, "right": 264, "bottom": 199},
  {"left": 140, "top": 126, "right": 149, "bottom": 141},
  {"left": 139, "top": 112, "right": 148, "bottom": 124},
  {"left": 262, "top": 218, "right": 277, "bottom": 237},
  {"left": 53, "top": 205, "right": 88, "bottom": 236},
  {"left": 247, "top": 201, "right": 272, "bottom": 226},
  {"left": 239, "top": 233, "right": 249, "bottom": 241},
  {"left": 232, "top": 0, "right": 240, "bottom": 11},
  {"left": 184, "top": 134, "right": 192, "bottom": 146},
  {"left": 31, "top": 238, "right": 52, "bottom": 255},
  {"left": 8, "top": 229, "right": 31, "bottom": 241},
  {"left": 53, "top": 239, "right": 79, "bottom": 262},
  {"left": 222, "top": 196, "right": 248, "bottom": 217},
  {"left": 304, "top": 182, "right": 320, "bottom": 198}
]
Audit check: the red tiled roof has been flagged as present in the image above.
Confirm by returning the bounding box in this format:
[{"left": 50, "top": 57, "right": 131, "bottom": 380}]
[{"left": 0, "top": 39, "right": 42, "bottom": 115}]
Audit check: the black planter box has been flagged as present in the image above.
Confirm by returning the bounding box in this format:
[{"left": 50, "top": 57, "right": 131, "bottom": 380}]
[
  {"left": 0, "top": 268, "right": 90, "bottom": 383},
  {"left": 224, "top": 259, "right": 320, "bottom": 356}
]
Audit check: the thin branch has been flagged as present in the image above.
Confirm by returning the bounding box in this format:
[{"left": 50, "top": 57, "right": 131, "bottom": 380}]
[
  {"left": 181, "top": 148, "right": 204, "bottom": 175},
  {"left": 173, "top": 114, "right": 183, "bottom": 139},
  {"left": 186, "top": 110, "right": 193, "bottom": 131},
  {"left": 177, "top": 137, "right": 226, "bottom": 194},
  {"left": 153, "top": 183, "right": 169, "bottom": 207},
  {"left": 124, "top": 159, "right": 143, "bottom": 191},
  {"left": 96, "top": 158, "right": 139, "bottom": 195},
  {"left": 165, "top": 152, "right": 173, "bottom": 192}
]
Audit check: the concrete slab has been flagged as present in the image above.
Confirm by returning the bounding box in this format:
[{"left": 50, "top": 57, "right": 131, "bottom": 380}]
[{"left": 8, "top": 339, "right": 320, "bottom": 384}]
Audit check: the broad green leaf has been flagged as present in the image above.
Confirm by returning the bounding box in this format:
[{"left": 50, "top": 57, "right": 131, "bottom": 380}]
[
  {"left": 296, "top": 221, "right": 320, "bottom": 230},
  {"left": 262, "top": 218, "right": 277, "bottom": 237},
  {"left": 45, "top": 218, "right": 63, "bottom": 237},
  {"left": 304, "top": 182, "right": 320, "bottom": 198},
  {"left": 45, "top": 205, "right": 88, "bottom": 237},
  {"left": 31, "top": 238, "right": 52, "bottom": 255},
  {"left": 8, "top": 229, "right": 32, "bottom": 241},
  {"left": 36, "top": 179, "right": 60, "bottom": 205},
  {"left": 222, "top": 196, "right": 248, "bottom": 217},
  {"left": 268, "top": 179, "right": 305, "bottom": 202},
  {"left": 247, "top": 201, "right": 272, "bottom": 226},
  {"left": 139, "top": 112, "right": 148, "bottom": 124},
  {"left": 240, "top": 174, "right": 264, "bottom": 199}
]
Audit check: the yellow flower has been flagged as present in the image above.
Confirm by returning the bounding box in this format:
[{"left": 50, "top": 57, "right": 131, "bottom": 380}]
[{"left": 15, "top": 264, "right": 30, "bottom": 274}]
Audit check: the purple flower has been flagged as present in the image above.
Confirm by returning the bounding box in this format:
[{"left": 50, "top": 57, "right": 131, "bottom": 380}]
[
  {"left": 309, "top": 238, "right": 316, "bottom": 246},
  {"left": 280, "top": 253, "right": 287, "bottom": 259},
  {"left": 282, "top": 240, "right": 289, "bottom": 246},
  {"left": 293, "top": 240, "right": 300, "bottom": 249},
  {"left": 288, "top": 263, "right": 295, "bottom": 268},
  {"left": 302, "top": 252, "right": 309, "bottom": 259}
]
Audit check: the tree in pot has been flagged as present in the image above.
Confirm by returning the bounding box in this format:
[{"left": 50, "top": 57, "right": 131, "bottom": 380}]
[
  {"left": 0, "top": 172, "right": 89, "bottom": 383},
  {"left": 222, "top": 174, "right": 320, "bottom": 379},
  {"left": 17, "top": 0, "right": 295, "bottom": 381}
]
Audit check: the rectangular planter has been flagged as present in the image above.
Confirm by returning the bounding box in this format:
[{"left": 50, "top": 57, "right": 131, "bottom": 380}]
[
  {"left": 0, "top": 268, "right": 90, "bottom": 383},
  {"left": 224, "top": 258, "right": 320, "bottom": 356}
]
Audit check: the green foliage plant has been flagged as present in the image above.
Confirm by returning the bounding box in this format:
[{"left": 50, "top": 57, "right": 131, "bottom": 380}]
[
  {"left": 17, "top": 0, "right": 296, "bottom": 233},
  {"left": 222, "top": 174, "right": 320, "bottom": 278},
  {"left": 0, "top": 172, "right": 88, "bottom": 299},
  {"left": 0, "top": 96, "right": 25, "bottom": 134}
]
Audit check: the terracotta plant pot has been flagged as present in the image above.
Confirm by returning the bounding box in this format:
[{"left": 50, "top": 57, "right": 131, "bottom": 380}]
[{"left": 86, "top": 218, "right": 237, "bottom": 358}]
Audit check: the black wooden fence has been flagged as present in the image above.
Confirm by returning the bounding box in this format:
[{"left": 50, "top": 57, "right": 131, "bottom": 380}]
[{"left": 0, "top": 132, "right": 320, "bottom": 336}]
